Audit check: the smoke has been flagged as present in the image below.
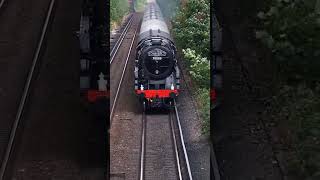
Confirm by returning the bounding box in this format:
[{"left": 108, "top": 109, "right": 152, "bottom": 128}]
[{"left": 156, "top": 0, "right": 180, "bottom": 19}]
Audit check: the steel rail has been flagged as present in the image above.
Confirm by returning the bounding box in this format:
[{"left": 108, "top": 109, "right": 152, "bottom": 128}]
[
  {"left": 110, "top": 14, "right": 134, "bottom": 64},
  {"left": 169, "top": 105, "right": 183, "bottom": 180},
  {"left": 173, "top": 100, "right": 193, "bottom": 180},
  {"left": 138, "top": 101, "right": 194, "bottom": 180},
  {"left": 139, "top": 102, "right": 146, "bottom": 180},
  {"left": 0, "top": 0, "right": 55, "bottom": 179},
  {"left": 139, "top": 104, "right": 184, "bottom": 180},
  {"left": 109, "top": 25, "right": 138, "bottom": 123}
]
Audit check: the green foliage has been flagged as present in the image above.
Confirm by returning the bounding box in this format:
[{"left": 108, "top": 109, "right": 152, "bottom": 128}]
[
  {"left": 256, "top": 0, "right": 320, "bottom": 83},
  {"left": 172, "top": 0, "right": 210, "bottom": 135},
  {"left": 257, "top": 1, "right": 320, "bottom": 178},
  {"left": 183, "top": 48, "right": 210, "bottom": 88},
  {"left": 173, "top": 0, "right": 210, "bottom": 58},
  {"left": 110, "top": 0, "right": 129, "bottom": 25},
  {"left": 173, "top": 0, "right": 210, "bottom": 87},
  {"left": 134, "top": 0, "right": 147, "bottom": 12},
  {"left": 265, "top": 84, "right": 320, "bottom": 179},
  {"left": 195, "top": 88, "right": 210, "bottom": 135}
]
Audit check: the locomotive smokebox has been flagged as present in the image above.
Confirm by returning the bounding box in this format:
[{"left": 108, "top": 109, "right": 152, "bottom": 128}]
[{"left": 139, "top": 44, "right": 175, "bottom": 80}]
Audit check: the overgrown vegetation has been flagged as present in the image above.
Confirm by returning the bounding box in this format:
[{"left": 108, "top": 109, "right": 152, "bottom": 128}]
[
  {"left": 110, "top": 0, "right": 129, "bottom": 29},
  {"left": 257, "top": 0, "right": 320, "bottom": 178},
  {"left": 263, "top": 85, "right": 320, "bottom": 179},
  {"left": 256, "top": 0, "right": 320, "bottom": 84},
  {"left": 172, "top": 0, "right": 210, "bottom": 135}
]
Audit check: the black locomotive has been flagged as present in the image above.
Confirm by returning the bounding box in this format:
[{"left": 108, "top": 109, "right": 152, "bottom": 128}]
[{"left": 134, "top": 1, "right": 180, "bottom": 108}]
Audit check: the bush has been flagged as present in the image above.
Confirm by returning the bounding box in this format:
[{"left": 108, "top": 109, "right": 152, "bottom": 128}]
[
  {"left": 183, "top": 48, "right": 210, "bottom": 88},
  {"left": 110, "top": 0, "right": 129, "bottom": 26},
  {"left": 172, "top": 0, "right": 210, "bottom": 135},
  {"left": 256, "top": 0, "right": 320, "bottom": 84},
  {"left": 196, "top": 88, "right": 210, "bottom": 135},
  {"left": 172, "top": 0, "right": 210, "bottom": 88},
  {"left": 265, "top": 84, "right": 320, "bottom": 179},
  {"left": 257, "top": 1, "right": 320, "bottom": 178},
  {"left": 173, "top": 0, "right": 210, "bottom": 58}
]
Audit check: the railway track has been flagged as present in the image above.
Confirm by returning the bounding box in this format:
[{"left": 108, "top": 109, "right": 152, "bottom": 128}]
[
  {"left": 0, "top": 0, "right": 55, "bottom": 179},
  {"left": 110, "top": 14, "right": 140, "bottom": 123},
  {"left": 110, "top": 14, "right": 134, "bottom": 64},
  {"left": 139, "top": 100, "right": 193, "bottom": 180}
]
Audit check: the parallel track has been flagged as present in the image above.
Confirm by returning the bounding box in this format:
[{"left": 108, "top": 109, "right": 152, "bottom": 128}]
[
  {"left": 110, "top": 18, "right": 139, "bottom": 123},
  {"left": 0, "top": 0, "right": 55, "bottom": 179},
  {"left": 110, "top": 14, "right": 134, "bottom": 64},
  {"left": 139, "top": 100, "right": 193, "bottom": 180}
]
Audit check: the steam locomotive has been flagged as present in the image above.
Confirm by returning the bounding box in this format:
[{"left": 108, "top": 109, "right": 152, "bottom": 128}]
[{"left": 134, "top": 1, "right": 180, "bottom": 108}]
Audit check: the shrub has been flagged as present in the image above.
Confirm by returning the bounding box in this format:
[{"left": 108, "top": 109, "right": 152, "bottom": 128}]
[
  {"left": 265, "top": 84, "right": 320, "bottom": 179},
  {"left": 110, "top": 0, "right": 129, "bottom": 26},
  {"left": 183, "top": 48, "right": 210, "bottom": 88},
  {"left": 256, "top": 0, "right": 320, "bottom": 84},
  {"left": 172, "top": 0, "right": 210, "bottom": 135},
  {"left": 196, "top": 88, "right": 210, "bottom": 135},
  {"left": 173, "top": 0, "right": 210, "bottom": 88},
  {"left": 173, "top": 0, "right": 210, "bottom": 58}
]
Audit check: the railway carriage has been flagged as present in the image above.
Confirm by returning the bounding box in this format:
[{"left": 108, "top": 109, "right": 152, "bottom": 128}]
[{"left": 134, "top": 1, "right": 180, "bottom": 108}]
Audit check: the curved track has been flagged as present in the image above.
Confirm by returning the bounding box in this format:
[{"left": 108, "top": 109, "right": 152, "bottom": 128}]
[
  {"left": 139, "top": 100, "right": 193, "bottom": 180},
  {"left": 0, "top": 0, "right": 56, "bottom": 179}
]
